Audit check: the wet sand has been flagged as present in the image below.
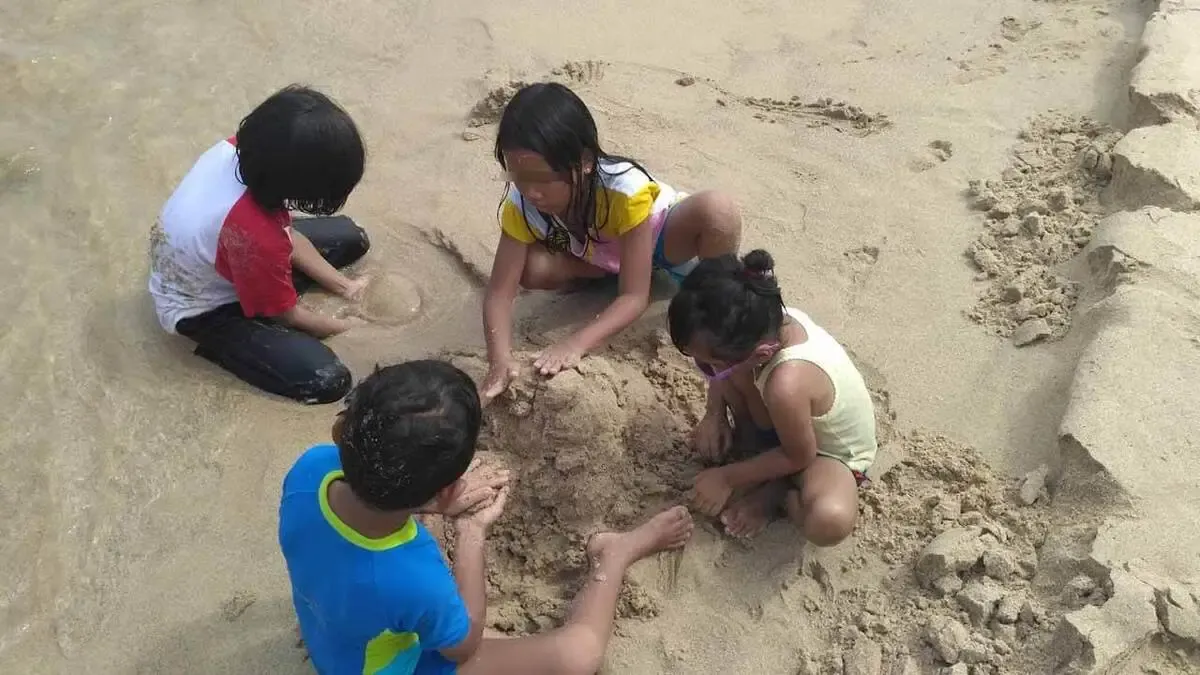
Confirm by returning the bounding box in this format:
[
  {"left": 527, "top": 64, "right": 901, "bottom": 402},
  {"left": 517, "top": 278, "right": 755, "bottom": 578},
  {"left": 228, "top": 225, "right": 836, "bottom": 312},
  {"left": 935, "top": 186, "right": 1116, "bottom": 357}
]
[{"left": 0, "top": 0, "right": 1172, "bottom": 672}]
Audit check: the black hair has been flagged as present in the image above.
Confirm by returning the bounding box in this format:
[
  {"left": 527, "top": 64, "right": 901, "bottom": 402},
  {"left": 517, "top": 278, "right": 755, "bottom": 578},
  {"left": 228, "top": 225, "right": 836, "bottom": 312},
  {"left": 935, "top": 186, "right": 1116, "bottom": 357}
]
[
  {"left": 494, "top": 82, "right": 650, "bottom": 248},
  {"left": 235, "top": 84, "right": 365, "bottom": 216},
  {"left": 337, "top": 360, "right": 481, "bottom": 511},
  {"left": 668, "top": 249, "right": 786, "bottom": 360}
]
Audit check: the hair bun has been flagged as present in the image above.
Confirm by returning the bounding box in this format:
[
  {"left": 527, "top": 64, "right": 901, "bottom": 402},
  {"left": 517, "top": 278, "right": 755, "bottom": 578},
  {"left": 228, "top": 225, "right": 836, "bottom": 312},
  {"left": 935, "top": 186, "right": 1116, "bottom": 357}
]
[{"left": 741, "top": 249, "right": 776, "bottom": 276}]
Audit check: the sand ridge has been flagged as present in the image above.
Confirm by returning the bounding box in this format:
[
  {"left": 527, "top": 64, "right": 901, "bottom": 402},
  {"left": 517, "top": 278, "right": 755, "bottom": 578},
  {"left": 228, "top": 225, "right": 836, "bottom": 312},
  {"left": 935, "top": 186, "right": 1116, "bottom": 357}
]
[{"left": 964, "top": 113, "right": 1122, "bottom": 346}]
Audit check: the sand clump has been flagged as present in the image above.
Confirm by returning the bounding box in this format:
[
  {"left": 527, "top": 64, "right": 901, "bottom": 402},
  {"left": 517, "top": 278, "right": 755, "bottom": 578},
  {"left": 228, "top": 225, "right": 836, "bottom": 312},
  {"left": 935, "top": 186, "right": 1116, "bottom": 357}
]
[
  {"left": 784, "top": 431, "right": 1070, "bottom": 674},
  {"left": 447, "top": 336, "right": 707, "bottom": 633},
  {"left": 466, "top": 60, "right": 608, "bottom": 128},
  {"left": 964, "top": 113, "right": 1121, "bottom": 345},
  {"left": 742, "top": 96, "right": 892, "bottom": 136}
]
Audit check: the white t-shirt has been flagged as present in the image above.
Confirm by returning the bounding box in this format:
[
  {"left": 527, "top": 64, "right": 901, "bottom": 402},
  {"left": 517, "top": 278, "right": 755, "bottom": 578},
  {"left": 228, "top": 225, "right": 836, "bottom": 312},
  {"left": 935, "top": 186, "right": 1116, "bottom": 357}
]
[{"left": 149, "top": 138, "right": 297, "bottom": 333}]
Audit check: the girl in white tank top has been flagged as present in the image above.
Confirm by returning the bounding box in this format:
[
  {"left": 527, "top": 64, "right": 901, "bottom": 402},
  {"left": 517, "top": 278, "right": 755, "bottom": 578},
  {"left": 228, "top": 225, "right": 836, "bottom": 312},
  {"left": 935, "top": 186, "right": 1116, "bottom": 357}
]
[{"left": 668, "top": 249, "right": 877, "bottom": 546}]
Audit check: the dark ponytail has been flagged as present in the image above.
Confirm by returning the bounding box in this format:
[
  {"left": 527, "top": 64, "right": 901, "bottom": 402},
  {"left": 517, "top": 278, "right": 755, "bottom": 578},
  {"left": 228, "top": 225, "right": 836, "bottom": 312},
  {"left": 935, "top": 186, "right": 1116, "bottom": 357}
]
[{"left": 668, "top": 249, "right": 786, "bottom": 359}]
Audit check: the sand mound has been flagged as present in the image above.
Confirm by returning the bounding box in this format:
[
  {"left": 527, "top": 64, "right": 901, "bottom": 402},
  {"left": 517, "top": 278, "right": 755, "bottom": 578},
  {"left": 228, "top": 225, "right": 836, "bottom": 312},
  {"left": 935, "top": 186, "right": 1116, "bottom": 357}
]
[
  {"left": 448, "top": 335, "right": 707, "bottom": 632},
  {"left": 437, "top": 333, "right": 1092, "bottom": 674},
  {"left": 821, "top": 433, "right": 1055, "bottom": 672},
  {"left": 964, "top": 113, "right": 1121, "bottom": 346}
]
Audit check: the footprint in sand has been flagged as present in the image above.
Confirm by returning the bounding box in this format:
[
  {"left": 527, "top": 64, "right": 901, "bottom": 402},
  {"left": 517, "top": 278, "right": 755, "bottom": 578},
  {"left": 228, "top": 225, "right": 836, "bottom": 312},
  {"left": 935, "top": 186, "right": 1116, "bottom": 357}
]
[{"left": 908, "top": 140, "right": 954, "bottom": 172}]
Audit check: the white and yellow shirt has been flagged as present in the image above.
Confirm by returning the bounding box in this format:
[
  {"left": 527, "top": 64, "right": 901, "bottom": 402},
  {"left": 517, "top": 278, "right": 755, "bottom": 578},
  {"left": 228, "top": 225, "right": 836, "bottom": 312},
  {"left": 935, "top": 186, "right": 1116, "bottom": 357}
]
[{"left": 500, "top": 159, "right": 680, "bottom": 274}]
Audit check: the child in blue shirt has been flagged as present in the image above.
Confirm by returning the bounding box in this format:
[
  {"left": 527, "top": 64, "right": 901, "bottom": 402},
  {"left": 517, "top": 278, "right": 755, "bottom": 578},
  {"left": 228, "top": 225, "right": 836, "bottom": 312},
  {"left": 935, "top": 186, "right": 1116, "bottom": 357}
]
[{"left": 278, "top": 360, "right": 694, "bottom": 674}]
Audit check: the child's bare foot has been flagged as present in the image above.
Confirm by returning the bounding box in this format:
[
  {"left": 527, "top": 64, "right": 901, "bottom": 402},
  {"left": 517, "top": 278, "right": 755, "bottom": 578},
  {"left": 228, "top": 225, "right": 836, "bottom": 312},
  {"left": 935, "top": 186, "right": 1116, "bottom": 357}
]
[
  {"left": 720, "top": 480, "right": 789, "bottom": 538},
  {"left": 587, "top": 506, "right": 694, "bottom": 569}
]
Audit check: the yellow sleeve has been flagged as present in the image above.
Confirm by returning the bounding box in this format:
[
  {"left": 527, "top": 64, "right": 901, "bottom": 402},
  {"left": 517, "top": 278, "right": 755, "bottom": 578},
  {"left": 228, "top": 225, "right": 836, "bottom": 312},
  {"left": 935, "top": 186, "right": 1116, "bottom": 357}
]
[
  {"left": 608, "top": 184, "right": 659, "bottom": 236},
  {"left": 500, "top": 199, "right": 536, "bottom": 244}
]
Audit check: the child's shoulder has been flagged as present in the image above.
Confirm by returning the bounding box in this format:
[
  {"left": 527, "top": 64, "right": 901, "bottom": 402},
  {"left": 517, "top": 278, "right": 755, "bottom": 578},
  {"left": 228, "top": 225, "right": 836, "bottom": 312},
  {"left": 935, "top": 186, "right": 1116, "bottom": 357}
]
[
  {"left": 597, "top": 158, "right": 655, "bottom": 196},
  {"left": 282, "top": 444, "right": 340, "bottom": 492}
]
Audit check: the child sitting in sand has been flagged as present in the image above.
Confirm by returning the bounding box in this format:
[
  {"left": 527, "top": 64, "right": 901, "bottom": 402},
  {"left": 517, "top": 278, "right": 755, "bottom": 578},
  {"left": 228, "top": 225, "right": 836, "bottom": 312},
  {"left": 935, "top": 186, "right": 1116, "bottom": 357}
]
[
  {"left": 149, "top": 85, "right": 370, "bottom": 404},
  {"left": 279, "top": 360, "right": 694, "bottom": 675},
  {"left": 668, "top": 250, "right": 877, "bottom": 545},
  {"left": 480, "top": 82, "right": 742, "bottom": 401}
]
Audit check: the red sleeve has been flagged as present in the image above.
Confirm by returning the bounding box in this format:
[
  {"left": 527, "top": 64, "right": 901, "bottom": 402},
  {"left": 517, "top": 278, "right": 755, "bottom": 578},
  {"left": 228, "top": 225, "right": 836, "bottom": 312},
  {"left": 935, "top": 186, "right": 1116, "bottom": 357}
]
[{"left": 215, "top": 195, "right": 297, "bottom": 318}]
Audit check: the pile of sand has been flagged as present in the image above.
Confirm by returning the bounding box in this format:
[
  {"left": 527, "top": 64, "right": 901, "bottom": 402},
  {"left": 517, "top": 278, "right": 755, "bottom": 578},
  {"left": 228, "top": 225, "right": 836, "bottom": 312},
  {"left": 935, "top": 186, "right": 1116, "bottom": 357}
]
[
  {"left": 448, "top": 334, "right": 707, "bottom": 632},
  {"left": 435, "top": 332, "right": 1105, "bottom": 673},
  {"left": 963, "top": 113, "right": 1122, "bottom": 346},
  {"left": 798, "top": 432, "right": 1064, "bottom": 674}
]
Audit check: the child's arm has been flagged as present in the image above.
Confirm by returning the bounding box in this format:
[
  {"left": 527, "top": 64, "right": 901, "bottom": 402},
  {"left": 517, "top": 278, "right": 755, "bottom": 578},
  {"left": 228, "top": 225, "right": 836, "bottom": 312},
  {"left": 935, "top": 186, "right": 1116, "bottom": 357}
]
[
  {"left": 439, "top": 486, "right": 511, "bottom": 664},
  {"left": 692, "top": 366, "right": 820, "bottom": 515},
  {"left": 728, "top": 365, "right": 821, "bottom": 484},
  {"left": 481, "top": 234, "right": 529, "bottom": 402},
  {"left": 535, "top": 220, "right": 655, "bottom": 375},
  {"left": 693, "top": 380, "right": 733, "bottom": 460},
  {"left": 438, "top": 521, "right": 488, "bottom": 663},
  {"left": 291, "top": 230, "right": 365, "bottom": 299},
  {"left": 278, "top": 304, "right": 353, "bottom": 338}
]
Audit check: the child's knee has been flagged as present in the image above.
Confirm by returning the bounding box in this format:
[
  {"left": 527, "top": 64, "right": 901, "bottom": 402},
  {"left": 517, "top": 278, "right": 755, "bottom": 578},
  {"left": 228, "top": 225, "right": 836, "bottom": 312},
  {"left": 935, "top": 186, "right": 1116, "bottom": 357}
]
[
  {"left": 519, "top": 252, "right": 567, "bottom": 290},
  {"left": 350, "top": 224, "right": 371, "bottom": 257},
  {"left": 795, "top": 497, "right": 857, "bottom": 547},
  {"left": 693, "top": 190, "right": 742, "bottom": 231},
  {"left": 519, "top": 262, "right": 560, "bottom": 290},
  {"left": 300, "top": 361, "right": 353, "bottom": 404}
]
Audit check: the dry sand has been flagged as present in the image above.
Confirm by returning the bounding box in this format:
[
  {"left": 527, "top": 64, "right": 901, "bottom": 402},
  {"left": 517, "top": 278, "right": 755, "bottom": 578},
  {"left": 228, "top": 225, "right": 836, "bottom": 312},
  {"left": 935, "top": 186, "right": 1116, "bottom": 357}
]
[{"left": 3, "top": 0, "right": 1196, "bottom": 672}]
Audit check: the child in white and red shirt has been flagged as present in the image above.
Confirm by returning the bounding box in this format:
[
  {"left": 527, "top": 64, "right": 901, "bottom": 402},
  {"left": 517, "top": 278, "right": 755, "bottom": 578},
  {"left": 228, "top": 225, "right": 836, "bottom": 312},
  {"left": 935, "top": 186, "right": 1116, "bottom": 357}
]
[{"left": 149, "top": 85, "right": 369, "bottom": 404}]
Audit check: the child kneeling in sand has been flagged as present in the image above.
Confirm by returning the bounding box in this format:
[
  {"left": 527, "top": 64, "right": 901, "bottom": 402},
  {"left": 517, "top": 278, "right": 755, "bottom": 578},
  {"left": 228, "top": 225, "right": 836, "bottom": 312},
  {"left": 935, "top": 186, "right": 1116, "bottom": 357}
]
[
  {"left": 668, "top": 250, "right": 876, "bottom": 544},
  {"left": 480, "top": 82, "right": 742, "bottom": 400},
  {"left": 150, "top": 85, "right": 370, "bottom": 404},
  {"left": 279, "top": 360, "right": 693, "bottom": 675}
]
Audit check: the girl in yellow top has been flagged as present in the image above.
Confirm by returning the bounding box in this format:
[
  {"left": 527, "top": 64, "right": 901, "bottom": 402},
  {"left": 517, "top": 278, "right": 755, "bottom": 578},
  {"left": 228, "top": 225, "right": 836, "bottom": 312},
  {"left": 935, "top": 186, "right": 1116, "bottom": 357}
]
[
  {"left": 481, "top": 83, "right": 742, "bottom": 401},
  {"left": 668, "top": 249, "right": 877, "bottom": 546}
]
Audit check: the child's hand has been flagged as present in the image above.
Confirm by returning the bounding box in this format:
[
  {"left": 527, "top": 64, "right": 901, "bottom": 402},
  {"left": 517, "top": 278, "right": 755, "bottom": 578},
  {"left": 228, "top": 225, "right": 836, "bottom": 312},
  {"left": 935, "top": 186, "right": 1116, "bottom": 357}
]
[
  {"left": 457, "top": 485, "right": 511, "bottom": 530},
  {"left": 339, "top": 275, "right": 370, "bottom": 302},
  {"left": 692, "top": 414, "right": 732, "bottom": 461},
  {"left": 692, "top": 468, "right": 734, "bottom": 517},
  {"left": 534, "top": 339, "right": 585, "bottom": 377},
  {"left": 481, "top": 358, "right": 520, "bottom": 405},
  {"left": 444, "top": 467, "right": 511, "bottom": 518}
]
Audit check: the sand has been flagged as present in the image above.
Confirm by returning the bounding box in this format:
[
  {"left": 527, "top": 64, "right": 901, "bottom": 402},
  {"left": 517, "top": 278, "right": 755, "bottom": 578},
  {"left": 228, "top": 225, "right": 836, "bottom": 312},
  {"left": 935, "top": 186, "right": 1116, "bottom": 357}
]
[{"left": 4, "top": 0, "right": 1198, "bottom": 672}]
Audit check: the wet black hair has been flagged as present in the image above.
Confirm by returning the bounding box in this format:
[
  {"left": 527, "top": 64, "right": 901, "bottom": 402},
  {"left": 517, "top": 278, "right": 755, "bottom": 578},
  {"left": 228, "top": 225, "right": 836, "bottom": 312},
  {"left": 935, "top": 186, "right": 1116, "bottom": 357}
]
[
  {"left": 235, "top": 84, "right": 365, "bottom": 216},
  {"left": 337, "top": 361, "right": 481, "bottom": 511},
  {"left": 668, "top": 249, "right": 786, "bottom": 360},
  {"left": 494, "top": 82, "right": 649, "bottom": 248}
]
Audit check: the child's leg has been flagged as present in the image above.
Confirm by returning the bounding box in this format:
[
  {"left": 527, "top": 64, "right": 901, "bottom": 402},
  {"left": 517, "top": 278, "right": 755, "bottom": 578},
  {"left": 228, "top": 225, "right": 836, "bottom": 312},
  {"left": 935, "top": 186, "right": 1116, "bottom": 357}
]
[
  {"left": 657, "top": 190, "right": 742, "bottom": 265},
  {"left": 459, "top": 507, "right": 693, "bottom": 675},
  {"left": 785, "top": 457, "right": 859, "bottom": 547},
  {"left": 520, "top": 245, "right": 608, "bottom": 291},
  {"left": 175, "top": 304, "right": 352, "bottom": 404}
]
